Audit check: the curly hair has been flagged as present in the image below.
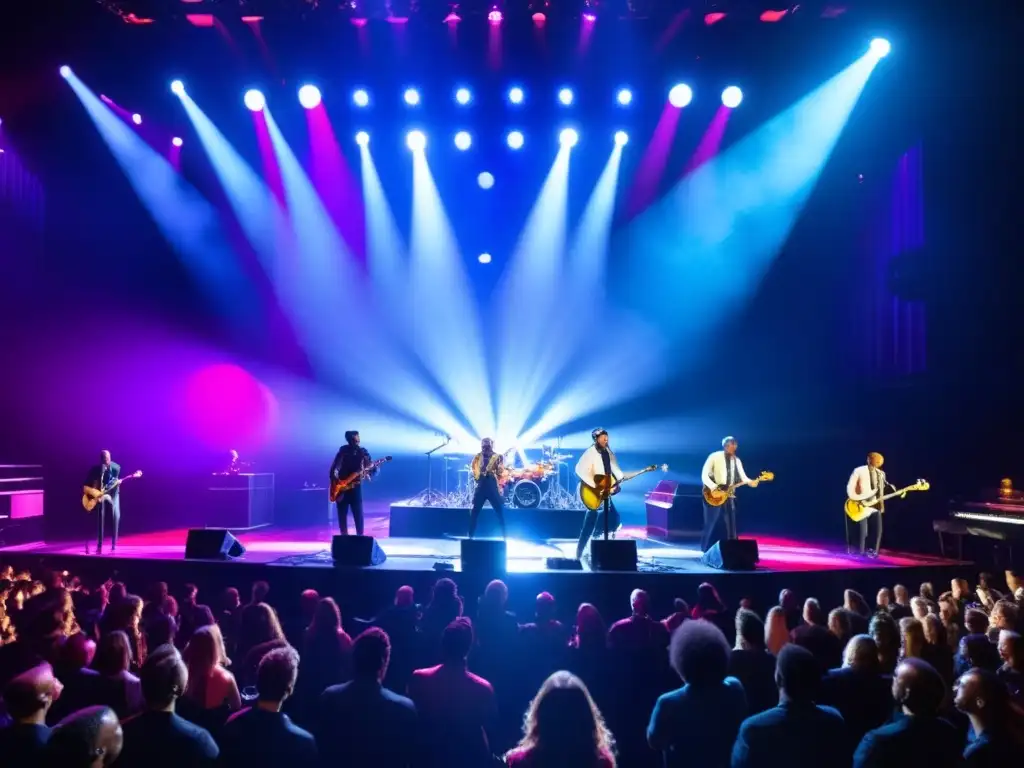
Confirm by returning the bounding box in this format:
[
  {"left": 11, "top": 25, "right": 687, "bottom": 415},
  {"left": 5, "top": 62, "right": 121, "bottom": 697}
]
[
  {"left": 670, "top": 619, "right": 730, "bottom": 685},
  {"left": 515, "top": 671, "right": 615, "bottom": 766}
]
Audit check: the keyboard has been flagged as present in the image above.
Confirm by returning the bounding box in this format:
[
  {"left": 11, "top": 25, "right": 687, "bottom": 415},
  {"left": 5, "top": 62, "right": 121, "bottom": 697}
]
[{"left": 949, "top": 502, "right": 1024, "bottom": 540}]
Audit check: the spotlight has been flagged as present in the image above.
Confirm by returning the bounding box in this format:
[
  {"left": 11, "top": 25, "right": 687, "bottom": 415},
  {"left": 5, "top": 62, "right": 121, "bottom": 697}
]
[
  {"left": 559, "top": 128, "right": 579, "bottom": 147},
  {"left": 59, "top": 65, "right": 71, "bottom": 79},
  {"left": 508, "top": 87, "right": 524, "bottom": 105},
  {"left": 668, "top": 83, "right": 693, "bottom": 108},
  {"left": 355, "top": 131, "right": 370, "bottom": 146},
  {"left": 614, "top": 130, "right": 629, "bottom": 146},
  {"left": 454, "top": 131, "right": 472, "bottom": 150},
  {"left": 558, "top": 87, "right": 574, "bottom": 106},
  {"left": 455, "top": 87, "right": 472, "bottom": 105},
  {"left": 131, "top": 113, "right": 143, "bottom": 125},
  {"left": 616, "top": 88, "right": 633, "bottom": 106},
  {"left": 404, "top": 88, "right": 420, "bottom": 106},
  {"left": 406, "top": 130, "right": 426, "bottom": 151},
  {"left": 487, "top": 8, "right": 502, "bottom": 22},
  {"left": 870, "top": 38, "right": 891, "bottom": 57},
  {"left": 298, "top": 84, "right": 322, "bottom": 109},
  {"left": 353, "top": 89, "right": 370, "bottom": 107},
  {"left": 170, "top": 80, "right": 185, "bottom": 96},
  {"left": 478, "top": 253, "right": 493, "bottom": 264},
  {"left": 506, "top": 131, "right": 524, "bottom": 150},
  {"left": 477, "top": 172, "right": 495, "bottom": 189},
  {"left": 722, "top": 85, "right": 743, "bottom": 108},
  {"left": 244, "top": 89, "right": 266, "bottom": 112},
  {"left": 171, "top": 137, "right": 183, "bottom": 148}
]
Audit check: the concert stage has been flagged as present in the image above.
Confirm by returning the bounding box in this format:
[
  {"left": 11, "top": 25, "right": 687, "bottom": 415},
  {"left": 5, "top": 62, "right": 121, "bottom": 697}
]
[
  {"left": 388, "top": 500, "right": 583, "bottom": 539},
  {"left": 0, "top": 503, "right": 972, "bottom": 623}
]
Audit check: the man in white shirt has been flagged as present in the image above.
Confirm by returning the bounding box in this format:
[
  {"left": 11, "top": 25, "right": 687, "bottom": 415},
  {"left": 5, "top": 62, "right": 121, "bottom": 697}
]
[
  {"left": 574, "top": 428, "right": 623, "bottom": 560},
  {"left": 847, "top": 452, "right": 887, "bottom": 557},
  {"left": 700, "top": 436, "right": 755, "bottom": 552}
]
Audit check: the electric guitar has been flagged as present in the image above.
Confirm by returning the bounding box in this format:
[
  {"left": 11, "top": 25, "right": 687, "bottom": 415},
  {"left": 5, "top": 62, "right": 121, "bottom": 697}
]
[
  {"left": 329, "top": 456, "right": 392, "bottom": 502},
  {"left": 703, "top": 471, "right": 775, "bottom": 507},
  {"left": 580, "top": 464, "right": 668, "bottom": 511},
  {"left": 844, "top": 479, "right": 929, "bottom": 522},
  {"left": 82, "top": 471, "right": 143, "bottom": 512}
]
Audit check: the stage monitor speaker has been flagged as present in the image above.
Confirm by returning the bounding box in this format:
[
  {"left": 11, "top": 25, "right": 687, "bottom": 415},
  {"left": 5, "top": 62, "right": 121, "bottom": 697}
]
[
  {"left": 590, "top": 539, "right": 638, "bottom": 571},
  {"left": 185, "top": 529, "right": 246, "bottom": 560},
  {"left": 331, "top": 535, "right": 387, "bottom": 567},
  {"left": 701, "top": 539, "right": 760, "bottom": 571},
  {"left": 460, "top": 539, "right": 507, "bottom": 574}
]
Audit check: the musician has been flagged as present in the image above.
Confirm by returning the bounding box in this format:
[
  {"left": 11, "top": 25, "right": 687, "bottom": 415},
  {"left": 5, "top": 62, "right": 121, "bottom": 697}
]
[
  {"left": 329, "top": 431, "right": 376, "bottom": 536},
  {"left": 575, "top": 428, "right": 623, "bottom": 560},
  {"left": 847, "top": 452, "right": 891, "bottom": 557},
  {"left": 469, "top": 438, "right": 507, "bottom": 540},
  {"left": 701, "top": 436, "right": 757, "bottom": 552},
  {"left": 84, "top": 450, "right": 121, "bottom": 554}
]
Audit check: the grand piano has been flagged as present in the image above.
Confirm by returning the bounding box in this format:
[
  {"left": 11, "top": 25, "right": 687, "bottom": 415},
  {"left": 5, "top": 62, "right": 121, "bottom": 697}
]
[{"left": 939, "top": 483, "right": 1024, "bottom": 564}]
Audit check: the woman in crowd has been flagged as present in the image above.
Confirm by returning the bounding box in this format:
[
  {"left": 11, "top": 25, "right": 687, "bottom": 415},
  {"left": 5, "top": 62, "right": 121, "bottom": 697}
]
[
  {"left": 921, "top": 614, "right": 955, "bottom": 684},
  {"left": 295, "top": 597, "right": 353, "bottom": 713},
  {"left": 180, "top": 624, "right": 242, "bottom": 734},
  {"left": 764, "top": 607, "right": 790, "bottom": 656},
  {"left": 899, "top": 616, "right": 927, "bottom": 661},
  {"left": 870, "top": 612, "right": 901, "bottom": 675},
  {"left": 235, "top": 601, "right": 289, "bottom": 686},
  {"left": 104, "top": 596, "right": 147, "bottom": 673},
  {"left": 92, "top": 629, "right": 144, "bottom": 718}
]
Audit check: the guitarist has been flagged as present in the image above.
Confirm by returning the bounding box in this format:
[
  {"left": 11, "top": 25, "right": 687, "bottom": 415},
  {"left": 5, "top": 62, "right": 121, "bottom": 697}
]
[
  {"left": 846, "top": 452, "right": 890, "bottom": 557},
  {"left": 329, "top": 431, "right": 377, "bottom": 536},
  {"left": 84, "top": 450, "right": 121, "bottom": 554},
  {"left": 468, "top": 438, "right": 507, "bottom": 540},
  {"left": 574, "top": 428, "right": 622, "bottom": 560},
  {"left": 700, "top": 437, "right": 757, "bottom": 552}
]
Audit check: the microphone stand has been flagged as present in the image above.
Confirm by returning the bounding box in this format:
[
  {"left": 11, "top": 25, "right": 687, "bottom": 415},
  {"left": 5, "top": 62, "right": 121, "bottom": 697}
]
[{"left": 422, "top": 436, "right": 451, "bottom": 506}]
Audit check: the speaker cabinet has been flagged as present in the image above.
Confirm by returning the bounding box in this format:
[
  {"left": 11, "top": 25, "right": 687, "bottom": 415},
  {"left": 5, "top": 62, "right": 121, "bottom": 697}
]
[
  {"left": 701, "top": 539, "right": 760, "bottom": 570},
  {"left": 331, "top": 535, "right": 388, "bottom": 566},
  {"left": 184, "top": 529, "right": 246, "bottom": 560},
  {"left": 460, "top": 539, "right": 507, "bottom": 575},
  {"left": 590, "top": 539, "right": 638, "bottom": 571}
]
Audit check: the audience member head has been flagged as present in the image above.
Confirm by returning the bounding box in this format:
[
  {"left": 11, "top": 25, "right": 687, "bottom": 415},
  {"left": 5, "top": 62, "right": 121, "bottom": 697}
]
[
  {"left": 695, "top": 582, "right": 725, "bottom": 614},
  {"left": 899, "top": 617, "right": 926, "bottom": 659},
  {"left": 536, "top": 592, "right": 557, "bottom": 622},
  {"left": 139, "top": 644, "right": 187, "bottom": 711},
  {"left": 776, "top": 644, "right": 820, "bottom": 704},
  {"left": 960, "top": 634, "right": 1001, "bottom": 672},
  {"left": 998, "top": 630, "right": 1022, "bottom": 669},
  {"left": 44, "top": 706, "right": 122, "bottom": 768},
  {"left": 844, "top": 635, "right": 880, "bottom": 672},
  {"left": 827, "top": 608, "right": 851, "bottom": 643},
  {"left": 910, "top": 597, "right": 930, "bottom": 620},
  {"left": 440, "top": 618, "right": 474, "bottom": 664},
  {"left": 892, "top": 658, "right": 945, "bottom": 717},
  {"left": 3, "top": 661, "right": 62, "bottom": 723},
  {"left": 670, "top": 619, "right": 730, "bottom": 686},
  {"left": 950, "top": 578, "right": 970, "bottom": 601},
  {"left": 239, "top": 602, "right": 286, "bottom": 651},
  {"left": 518, "top": 671, "right": 613, "bottom": 763},
  {"left": 955, "top": 667, "right": 1008, "bottom": 729},
  {"left": 765, "top": 607, "right": 790, "bottom": 655},
  {"left": 991, "top": 600, "right": 1020, "bottom": 631},
  {"left": 183, "top": 625, "right": 228, "bottom": 700},
  {"left": 480, "top": 580, "right": 509, "bottom": 609},
  {"left": 160, "top": 596, "right": 178, "bottom": 619},
  {"left": 803, "top": 598, "right": 825, "bottom": 627},
  {"left": 309, "top": 597, "right": 343, "bottom": 639},
  {"left": 574, "top": 603, "right": 607, "bottom": 649},
  {"left": 256, "top": 646, "right": 299, "bottom": 708},
  {"left": 352, "top": 627, "right": 391, "bottom": 681},
  {"left": 394, "top": 585, "right": 415, "bottom": 608},
  {"left": 250, "top": 580, "right": 270, "bottom": 605},
  {"left": 222, "top": 587, "right": 241, "bottom": 611},
  {"left": 964, "top": 607, "right": 990, "bottom": 635},
  {"left": 146, "top": 614, "right": 177, "bottom": 650},
  {"left": 938, "top": 598, "right": 958, "bottom": 625},
  {"left": 664, "top": 597, "right": 690, "bottom": 633},
  {"left": 876, "top": 588, "right": 892, "bottom": 609},
  {"left": 779, "top": 589, "right": 799, "bottom": 613},
  {"left": 146, "top": 582, "right": 169, "bottom": 608},
  {"left": 428, "top": 578, "right": 462, "bottom": 618},
  {"left": 1006, "top": 569, "right": 1023, "bottom": 596},
  {"left": 93, "top": 631, "right": 132, "bottom": 676},
  {"left": 182, "top": 584, "right": 199, "bottom": 605},
  {"left": 919, "top": 582, "right": 936, "bottom": 601},
  {"left": 299, "top": 590, "right": 320, "bottom": 622},
  {"left": 62, "top": 632, "right": 97, "bottom": 671},
  {"left": 844, "top": 590, "right": 870, "bottom": 617},
  {"left": 735, "top": 608, "right": 766, "bottom": 651},
  {"left": 629, "top": 589, "right": 651, "bottom": 617},
  {"left": 893, "top": 584, "right": 909, "bottom": 605},
  {"left": 921, "top": 614, "right": 947, "bottom": 648},
  {"left": 108, "top": 582, "right": 127, "bottom": 605}
]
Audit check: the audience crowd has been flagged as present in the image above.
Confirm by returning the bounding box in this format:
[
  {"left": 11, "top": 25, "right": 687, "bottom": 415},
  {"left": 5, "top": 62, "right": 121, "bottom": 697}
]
[{"left": 1, "top": 561, "right": 1023, "bottom": 767}]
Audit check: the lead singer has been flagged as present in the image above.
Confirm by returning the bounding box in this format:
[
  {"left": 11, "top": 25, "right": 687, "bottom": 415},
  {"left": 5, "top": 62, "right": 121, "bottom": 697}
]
[
  {"left": 468, "top": 438, "right": 507, "bottom": 540},
  {"left": 575, "top": 428, "right": 623, "bottom": 560}
]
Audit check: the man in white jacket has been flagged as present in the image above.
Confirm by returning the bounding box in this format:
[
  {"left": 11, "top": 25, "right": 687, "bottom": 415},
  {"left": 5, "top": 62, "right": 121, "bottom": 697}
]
[
  {"left": 701, "top": 436, "right": 756, "bottom": 552},
  {"left": 574, "top": 428, "right": 623, "bottom": 560},
  {"left": 847, "top": 452, "right": 888, "bottom": 557}
]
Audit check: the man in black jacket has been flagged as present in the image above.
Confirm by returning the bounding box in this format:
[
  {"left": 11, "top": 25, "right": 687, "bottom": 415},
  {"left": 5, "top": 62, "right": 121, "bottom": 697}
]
[
  {"left": 329, "top": 431, "right": 377, "bottom": 536},
  {"left": 84, "top": 451, "right": 120, "bottom": 553},
  {"left": 819, "top": 635, "right": 893, "bottom": 752}
]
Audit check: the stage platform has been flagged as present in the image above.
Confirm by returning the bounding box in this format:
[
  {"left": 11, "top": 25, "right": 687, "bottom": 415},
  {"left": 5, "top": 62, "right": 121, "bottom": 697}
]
[{"left": 388, "top": 500, "right": 583, "bottom": 539}]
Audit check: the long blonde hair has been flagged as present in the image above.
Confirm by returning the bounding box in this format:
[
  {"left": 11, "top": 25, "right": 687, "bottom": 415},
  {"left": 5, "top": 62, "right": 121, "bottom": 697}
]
[
  {"left": 184, "top": 624, "right": 230, "bottom": 704},
  {"left": 515, "top": 671, "right": 615, "bottom": 766},
  {"left": 900, "top": 617, "right": 927, "bottom": 660},
  {"left": 765, "top": 607, "right": 790, "bottom": 656}
]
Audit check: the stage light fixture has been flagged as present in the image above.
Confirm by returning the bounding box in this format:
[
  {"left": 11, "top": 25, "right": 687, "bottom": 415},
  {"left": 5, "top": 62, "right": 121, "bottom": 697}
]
[
  {"left": 478, "top": 171, "right": 495, "bottom": 189},
  {"left": 506, "top": 131, "right": 524, "bottom": 150},
  {"left": 406, "top": 130, "right": 426, "bottom": 151},
  {"left": 487, "top": 6, "right": 502, "bottom": 22},
  {"left": 170, "top": 80, "right": 185, "bottom": 96},
  {"left": 131, "top": 113, "right": 143, "bottom": 125},
  {"left": 614, "top": 130, "right": 629, "bottom": 146},
  {"left": 617, "top": 88, "right": 633, "bottom": 106},
  {"left": 171, "top": 137, "right": 183, "bottom": 147},
  {"left": 60, "top": 65, "right": 71, "bottom": 79},
  {"left": 870, "top": 38, "right": 891, "bottom": 57},
  {"left": 722, "top": 85, "right": 743, "bottom": 108},
  {"left": 353, "top": 89, "right": 370, "bottom": 107},
  {"left": 668, "top": 83, "right": 693, "bottom": 108},
  {"left": 355, "top": 131, "right": 370, "bottom": 146},
  {"left": 508, "top": 87, "right": 524, "bottom": 105},
  {"left": 454, "top": 131, "right": 472, "bottom": 150},
  {"left": 244, "top": 89, "right": 266, "bottom": 112},
  {"left": 478, "top": 253, "right": 492, "bottom": 264},
  {"left": 558, "top": 87, "right": 574, "bottom": 106},
  {"left": 298, "top": 84, "right": 322, "bottom": 109},
  {"left": 559, "top": 128, "right": 579, "bottom": 147},
  {"left": 455, "top": 87, "right": 472, "bottom": 105},
  {"left": 404, "top": 88, "right": 421, "bottom": 106}
]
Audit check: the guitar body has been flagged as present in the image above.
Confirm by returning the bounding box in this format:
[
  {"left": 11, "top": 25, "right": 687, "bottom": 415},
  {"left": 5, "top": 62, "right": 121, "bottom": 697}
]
[
  {"left": 844, "top": 497, "right": 876, "bottom": 523},
  {"left": 329, "top": 472, "right": 361, "bottom": 503},
  {"left": 580, "top": 474, "right": 620, "bottom": 511},
  {"left": 82, "top": 487, "right": 105, "bottom": 513},
  {"left": 703, "top": 487, "right": 731, "bottom": 507},
  {"left": 844, "top": 480, "right": 929, "bottom": 522}
]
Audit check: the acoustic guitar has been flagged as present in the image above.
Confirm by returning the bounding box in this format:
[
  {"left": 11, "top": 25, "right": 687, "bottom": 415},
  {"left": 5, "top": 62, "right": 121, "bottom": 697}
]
[
  {"left": 844, "top": 479, "right": 929, "bottom": 522},
  {"left": 580, "top": 464, "right": 668, "bottom": 511},
  {"left": 82, "top": 470, "right": 143, "bottom": 512},
  {"left": 329, "top": 456, "right": 392, "bottom": 502},
  {"left": 703, "top": 471, "right": 774, "bottom": 507}
]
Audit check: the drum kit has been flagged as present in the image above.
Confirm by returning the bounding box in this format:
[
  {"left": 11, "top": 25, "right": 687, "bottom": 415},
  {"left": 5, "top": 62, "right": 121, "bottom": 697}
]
[{"left": 443, "top": 446, "right": 585, "bottom": 510}]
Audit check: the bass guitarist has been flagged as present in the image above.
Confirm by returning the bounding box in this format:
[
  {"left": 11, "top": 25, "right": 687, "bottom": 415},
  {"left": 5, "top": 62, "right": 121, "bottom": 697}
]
[
  {"left": 84, "top": 450, "right": 121, "bottom": 554},
  {"left": 329, "top": 431, "right": 377, "bottom": 536},
  {"left": 575, "top": 428, "right": 623, "bottom": 560},
  {"left": 701, "top": 436, "right": 758, "bottom": 552},
  {"left": 846, "top": 452, "right": 892, "bottom": 558}
]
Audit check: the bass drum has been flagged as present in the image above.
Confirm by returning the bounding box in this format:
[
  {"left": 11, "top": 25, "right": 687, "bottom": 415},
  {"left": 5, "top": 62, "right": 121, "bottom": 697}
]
[{"left": 511, "top": 479, "right": 542, "bottom": 509}]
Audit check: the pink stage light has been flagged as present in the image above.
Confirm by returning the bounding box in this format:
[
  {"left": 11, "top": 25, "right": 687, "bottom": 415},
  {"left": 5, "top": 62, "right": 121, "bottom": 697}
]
[
  {"left": 240, "top": 15, "right": 264, "bottom": 22},
  {"left": 171, "top": 137, "right": 183, "bottom": 147},
  {"left": 131, "top": 113, "right": 142, "bottom": 125},
  {"left": 488, "top": 9, "right": 503, "bottom": 22},
  {"left": 582, "top": 12, "right": 596, "bottom": 22},
  {"left": 532, "top": 12, "right": 546, "bottom": 22},
  {"left": 704, "top": 11, "right": 726, "bottom": 24},
  {"left": 185, "top": 13, "right": 215, "bottom": 27},
  {"left": 444, "top": 11, "right": 461, "bottom": 23},
  {"left": 760, "top": 9, "right": 788, "bottom": 22}
]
